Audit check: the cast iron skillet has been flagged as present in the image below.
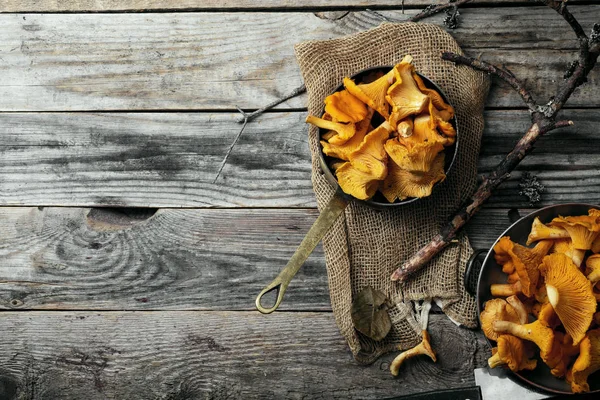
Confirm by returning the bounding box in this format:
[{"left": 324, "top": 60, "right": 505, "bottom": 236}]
[
  {"left": 255, "top": 66, "right": 459, "bottom": 313},
  {"left": 465, "top": 203, "right": 600, "bottom": 395}
]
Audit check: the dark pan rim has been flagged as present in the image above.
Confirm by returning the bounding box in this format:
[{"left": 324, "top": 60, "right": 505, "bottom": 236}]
[
  {"left": 476, "top": 202, "right": 600, "bottom": 395},
  {"left": 316, "top": 65, "right": 459, "bottom": 209}
]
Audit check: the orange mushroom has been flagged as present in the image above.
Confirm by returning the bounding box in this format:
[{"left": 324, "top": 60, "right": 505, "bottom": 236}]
[
  {"left": 379, "top": 153, "right": 445, "bottom": 203},
  {"left": 386, "top": 59, "right": 429, "bottom": 125},
  {"left": 323, "top": 90, "right": 368, "bottom": 123},
  {"left": 480, "top": 298, "right": 523, "bottom": 341},
  {"left": 541, "top": 253, "right": 596, "bottom": 345},
  {"left": 334, "top": 162, "right": 379, "bottom": 200},
  {"left": 550, "top": 215, "right": 600, "bottom": 250},
  {"left": 488, "top": 335, "right": 537, "bottom": 372},
  {"left": 585, "top": 254, "right": 600, "bottom": 284},
  {"left": 412, "top": 72, "right": 455, "bottom": 121},
  {"left": 527, "top": 216, "right": 570, "bottom": 245},
  {"left": 344, "top": 68, "right": 395, "bottom": 119},
  {"left": 321, "top": 108, "right": 375, "bottom": 160},
  {"left": 384, "top": 140, "right": 444, "bottom": 173},
  {"left": 567, "top": 328, "right": 600, "bottom": 393},
  {"left": 552, "top": 238, "right": 586, "bottom": 268},
  {"left": 306, "top": 115, "right": 356, "bottom": 144},
  {"left": 348, "top": 121, "right": 391, "bottom": 180}
]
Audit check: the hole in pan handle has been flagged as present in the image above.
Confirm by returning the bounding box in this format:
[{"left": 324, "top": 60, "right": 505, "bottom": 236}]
[
  {"left": 256, "top": 189, "right": 350, "bottom": 314},
  {"left": 464, "top": 248, "right": 488, "bottom": 297}
]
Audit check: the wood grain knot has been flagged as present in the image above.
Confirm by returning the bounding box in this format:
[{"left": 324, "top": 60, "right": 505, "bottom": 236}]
[{"left": 86, "top": 207, "right": 158, "bottom": 231}]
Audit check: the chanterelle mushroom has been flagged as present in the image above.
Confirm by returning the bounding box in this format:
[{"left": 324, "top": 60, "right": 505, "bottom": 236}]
[
  {"left": 493, "top": 303, "right": 562, "bottom": 372},
  {"left": 585, "top": 254, "right": 600, "bottom": 284},
  {"left": 541, "top": 253, "right": 596, "bottom": 345},
  {"left": 490, "top": 281, "right": 522, "bottom": 297},
  {"left": 480, "top": 298, "right": 522, "bottom": 341},
  {"left": 348, "top": 121, "right": 391, "bottom": 180},
  {"left": 567, "top": 328, "right": 600, "bottom": 393},
  {"left": 390, "top": 330, "right": 437, "bottom": 376},
  {"left": 321, "top": 108, "right": 375, "bottom": 160},
  {"left": 344, "top": 68, "right": 395, "bottom": 119},
  {"left": 526, "top": 216, "right": 569, "bottom": 245},
  {"left": 552, "top": 238, "right": 586, "bottom": 268},
  {"left": 323, "top": 90, "right": 368, "bottom": 123},
  {"left": 386, "top": 59, "right": 429, "bottom": 125},
  {"left": 335, "top": 162, "right": 379, "bottom": 200},
  {"left": 488, "top": 335, "right": 537, "bottom": 372},
  {"left": 550, "top": 215, "right": 600, "bottom": 250},
  {"left": 379, "top": 153, "right": 445, "bottom": 202},
  {"left": 412, "top": 71, "right": 454, "bottom": 121},
  {"left": 306, "top": 115, "right": 356, "bottom": 144},
  {"left": 384, "top": 140, "right": 444, "bottom": 173}
]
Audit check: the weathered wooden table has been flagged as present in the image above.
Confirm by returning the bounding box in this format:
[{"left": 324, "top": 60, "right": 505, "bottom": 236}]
[{"left": 0, "top": 1, "right": 598, "bottom": 398}]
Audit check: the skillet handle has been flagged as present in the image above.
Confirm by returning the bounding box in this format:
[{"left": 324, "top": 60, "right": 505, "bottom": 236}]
[
  {"left": 255, "top": 190, "right": 349, "bottom": 314},
  {"left": 464, "top": 249, "right": 488, "bottom": 297}
]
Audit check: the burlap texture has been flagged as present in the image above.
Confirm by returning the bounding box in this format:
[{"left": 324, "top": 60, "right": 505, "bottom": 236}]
[{"left": 294, "top": 22, "right": 490, "bottom": 364}]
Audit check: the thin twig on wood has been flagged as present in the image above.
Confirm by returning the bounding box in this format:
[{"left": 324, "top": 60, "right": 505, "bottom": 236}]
[
  {"left": 391, "top": 0, "right": 600, "bottom": 282},
  {"left": 410, "top": 0, "right": 472, "bottom": 23},
  {"left": 441, "top": 53, "right": 538, "bottom": 113}
]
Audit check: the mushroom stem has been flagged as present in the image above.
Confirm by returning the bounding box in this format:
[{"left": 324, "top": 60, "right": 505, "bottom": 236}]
[
  {"left": 487, "top": 352, "right": 504, "bottom": 369},
  {"left": 490, "top": 281, "right": 522, "bottom": 297},
  {"left": 506, "top": 295, "right": 528, "bottom": 324},
  {"left": 547, "top": 284, "right": 560, "bottom": 308},
  {"left": 390, "top": 330, "right": 437, "bottom": 376}
]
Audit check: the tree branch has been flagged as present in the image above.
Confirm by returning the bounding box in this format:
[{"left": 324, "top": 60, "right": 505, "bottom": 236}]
[
  {"left": 441, "top": 52, "right": 538, "bottom": 114},
  {"left": 410, "top": 0, "right": 473, "bottom": 23},
  {"left": 391, "top": 1, "right": 600, "bottom": 282}
]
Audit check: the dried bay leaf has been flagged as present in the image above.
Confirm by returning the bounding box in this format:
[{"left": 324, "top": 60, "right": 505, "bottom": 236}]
[{"left": 351, "top": 286, "right": 391, "bottom": 341}]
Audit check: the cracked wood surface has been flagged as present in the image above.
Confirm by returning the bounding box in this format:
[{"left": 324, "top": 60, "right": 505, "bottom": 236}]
[
  {"left": 1, "top": 110, "right": 599, "bottom": 207},
  {"left": 1, "top": 1, "right": 599, "bottom": 399},
  {"left": 0, "top": 312, "right": 486, "bottom": 399},
  {"left": 0, "top": 5, "right": 597, "bottom": 111},
  {"left": 0, "top": 206, "right": 528, "bottom": 311}
]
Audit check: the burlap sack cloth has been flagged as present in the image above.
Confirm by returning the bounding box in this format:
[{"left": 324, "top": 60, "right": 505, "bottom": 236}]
[{"left": 294, "top": 22, "right": 490, "bottom": 364}]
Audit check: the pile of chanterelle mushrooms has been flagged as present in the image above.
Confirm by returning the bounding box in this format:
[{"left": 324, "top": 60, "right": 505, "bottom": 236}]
[
  {"left": 482, "top": 209, "right": 600, "bottom": 393},
  {"left": 305, "top": 55, "right": 455, "bottom": 202}
]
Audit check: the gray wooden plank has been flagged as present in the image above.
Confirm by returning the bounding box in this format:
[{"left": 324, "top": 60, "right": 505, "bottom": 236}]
[
  {"left": 0, "top": 311, "right": 481, "bottom": 399},
  {"left": 0, "top": 6, "right": 598, "bottom": 111},
  {"left": 1, "top": 109, "right": 600, "bottom": 208},
  {"left": 2, "top": 0, "right": 582, "bottom": 12},
  {"left": 0, "top": 206, "right": 552, "bottom": 311}
]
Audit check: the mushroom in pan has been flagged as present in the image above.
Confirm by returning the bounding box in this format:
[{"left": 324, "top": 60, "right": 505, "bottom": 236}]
[
  {"left": 549, "top": 215, "right": 600, "bottom": 251},
  {"left": 566, "top": 328, "right": 600, "bottom": 393},
  {"left": 488, "top": 335, "right": 537, "bottom": 372},
  {"left": 552, "top": 238, "right": 586, "bottom": 269},
  {"left": 347, "top": 121, "right": 392, "bottom": 180},
  {"left": 384, "top": 140, "right": 444, "bottom": 173},
  {"left": 480, "top": 298, "right": 523, "bottom": 341},
  {"left": 526, "top": 216, "right": 570, "bottom": 245},
  {"left": 306, "top": 115, "right": 356, "bottom": 144},
  {"left": 490, "top": 281, "right": 522, "bottom": 297},
  {"left": 386, "top": 57, "right": 429, "bottom": 127},
  {"left": 334, "top": 162, "right": 379, "bottom": 201},
  {"left": 541, "top": 253, "right": 596, "bottom": 345},
  {"left": 493, "top": 303, "right": 564, "bottom": 373},
  {"left": 412, "top": 71, "right": 455, "bottom": 121},
  {"left": 323, "top": 90, "right": 368, "bottom": 123},
  {"left": 585, "top": 254, "right": 600, "bottom": 285},
  {"left": 344, "top": 67, "right": 396, "bottom": 119},
  {"left": 379, "top": 153, "right": 445, "bottom": 203},
  {"left": 321, "top": 108, "right": 375, "bottom": 160}
]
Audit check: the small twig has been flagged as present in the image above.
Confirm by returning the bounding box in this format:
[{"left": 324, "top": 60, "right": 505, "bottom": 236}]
[
  {"left": 410, "top": 0, "right": 472, "bottom": 23},
  {"left": 442, "top": 52, "right": 538, "bottom": 114},
  {"left": 213, "top": 109, "right": 248, "bottom": 183},
  {"left": 235, "top": 84, "right": 306, "bottom": 124}
]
